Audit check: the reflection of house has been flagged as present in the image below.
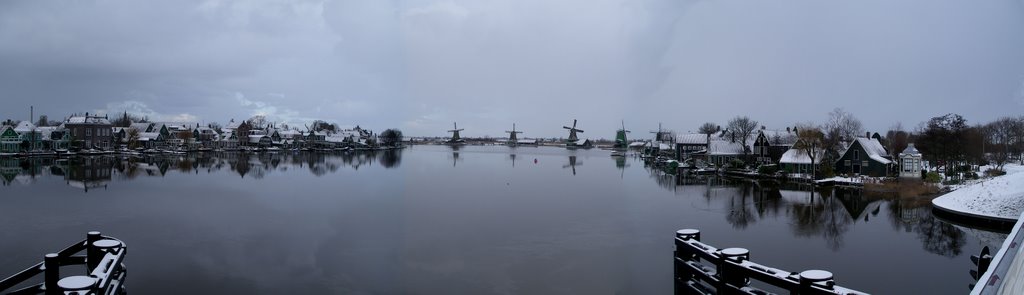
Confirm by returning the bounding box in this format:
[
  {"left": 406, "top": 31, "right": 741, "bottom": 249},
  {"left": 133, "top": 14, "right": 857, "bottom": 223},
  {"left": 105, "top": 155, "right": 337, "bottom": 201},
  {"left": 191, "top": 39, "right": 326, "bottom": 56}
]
[
  {"left": 64, "top": 114, "right": 113, "bottom": 150},
  {"left": 66, "top": 157, "right": 113, "bottom": 191},
  {"left": 835, "top": 137, "right": 892, "bottom": 177},
  {"left": 898, "top": 143, "right": 923, "bottom": 178}
]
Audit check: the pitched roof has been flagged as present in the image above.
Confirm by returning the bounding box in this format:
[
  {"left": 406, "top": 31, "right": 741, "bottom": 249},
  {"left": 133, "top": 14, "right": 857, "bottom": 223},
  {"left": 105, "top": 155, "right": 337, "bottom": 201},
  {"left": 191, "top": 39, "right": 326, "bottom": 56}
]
[
  {"left": 66, "top": 116, "right": 111, "bottom": 125},
  {"left": 901, "top": 143, "right": 921, "bottom": 157},
  {"left": 13, "top": 121, "right": 37, "bottom": 133},
  {"left": 851, "top": 137, "right": 892, "bottom": 164},
  {"left": 676, "top": 133, "right": 708, "bottom": 145},
  {"left": 708, "top": 140, "right": 745, "bottom": 155}
]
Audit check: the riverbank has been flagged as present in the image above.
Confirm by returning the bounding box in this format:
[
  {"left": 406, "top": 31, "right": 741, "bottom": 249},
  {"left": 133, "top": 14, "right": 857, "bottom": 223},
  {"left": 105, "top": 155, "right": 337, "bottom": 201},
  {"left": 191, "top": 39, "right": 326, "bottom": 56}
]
[{"left": 932, "top": 164, "right": 1024, "bottom": 223}]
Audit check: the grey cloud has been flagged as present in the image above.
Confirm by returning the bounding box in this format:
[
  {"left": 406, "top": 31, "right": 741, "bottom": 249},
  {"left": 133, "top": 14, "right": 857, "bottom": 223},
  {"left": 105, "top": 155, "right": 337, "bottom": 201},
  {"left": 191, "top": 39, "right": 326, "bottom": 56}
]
[{"left": 1, "top": 0, "right": 1023, "bottom": 138}]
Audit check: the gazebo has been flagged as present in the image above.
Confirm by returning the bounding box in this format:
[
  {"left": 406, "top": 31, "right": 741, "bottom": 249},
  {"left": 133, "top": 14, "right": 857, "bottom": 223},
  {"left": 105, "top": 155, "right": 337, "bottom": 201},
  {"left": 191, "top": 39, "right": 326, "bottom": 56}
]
[{"left": 899, "top": 143, "right": 923, "bottom": 178}]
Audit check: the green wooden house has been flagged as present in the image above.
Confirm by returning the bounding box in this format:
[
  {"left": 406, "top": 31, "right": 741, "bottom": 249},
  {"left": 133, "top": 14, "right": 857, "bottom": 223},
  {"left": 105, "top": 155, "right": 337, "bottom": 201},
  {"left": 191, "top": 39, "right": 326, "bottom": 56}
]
[{"left": 834, "top": 137, "right": 893, "bottom": 177}]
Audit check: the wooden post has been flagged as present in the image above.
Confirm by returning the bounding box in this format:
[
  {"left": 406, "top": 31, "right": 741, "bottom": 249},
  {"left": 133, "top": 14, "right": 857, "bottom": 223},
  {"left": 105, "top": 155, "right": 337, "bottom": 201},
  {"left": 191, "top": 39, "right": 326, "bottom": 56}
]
[
  {"left": 86, "top": 231, "right": 101, "bottom": 270},
  {"left": 43, "top": 253, "right": 59, "bottom": 295}
]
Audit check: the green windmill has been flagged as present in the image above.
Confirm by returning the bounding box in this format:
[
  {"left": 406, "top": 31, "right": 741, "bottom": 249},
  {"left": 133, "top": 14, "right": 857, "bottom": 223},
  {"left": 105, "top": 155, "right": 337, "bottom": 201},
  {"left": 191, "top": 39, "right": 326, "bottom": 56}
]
[{"left": 615, "top": 120, "right": 630, "bottom": 149}]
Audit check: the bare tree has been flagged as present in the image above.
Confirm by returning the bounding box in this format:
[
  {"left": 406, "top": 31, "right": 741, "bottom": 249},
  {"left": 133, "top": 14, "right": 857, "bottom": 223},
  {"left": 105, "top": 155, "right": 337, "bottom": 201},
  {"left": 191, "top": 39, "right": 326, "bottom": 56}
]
[
  {"left": 987, "top": 117, "right": 1020, "bottom": 169},
  {"left": 793, "top": 124, "right": 825, "bottom": 179},
  {"left": 726, "top": 116, "right": 758, "bottom": 156},
  {"left": 886, "top": 122, "right": 910, "bottom": 156},
  {"left": 127, "top": 128, "right": 141, "bottom": 149},
  {"left": 698, "top": 122, "right": 719, "bottom": 140},
  {"left": 247, "top": 115, "right": 268, "bottom": 129},
  {"left": 823, "top": 108, "right": 863, "bottom": 157}
]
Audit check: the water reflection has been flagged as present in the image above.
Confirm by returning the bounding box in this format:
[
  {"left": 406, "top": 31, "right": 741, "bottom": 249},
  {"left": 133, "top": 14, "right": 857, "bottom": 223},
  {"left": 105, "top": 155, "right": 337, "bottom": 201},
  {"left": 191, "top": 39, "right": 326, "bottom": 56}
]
[
  {"left": 652, "top": 171, "right": 971, "bottom": 255},
  {"left": 1, "top": 150, "right": 404, "bottom": 190},
  {"left": 563, "top": 155, "right": 581, "bottom": 175}
]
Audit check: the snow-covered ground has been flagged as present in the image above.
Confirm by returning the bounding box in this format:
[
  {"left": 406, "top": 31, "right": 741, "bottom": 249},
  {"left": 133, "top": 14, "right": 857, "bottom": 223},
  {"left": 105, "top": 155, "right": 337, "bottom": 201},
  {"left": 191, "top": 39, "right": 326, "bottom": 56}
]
[{"left": 932, "top": 164, "right": 1024, "bottom": 221}]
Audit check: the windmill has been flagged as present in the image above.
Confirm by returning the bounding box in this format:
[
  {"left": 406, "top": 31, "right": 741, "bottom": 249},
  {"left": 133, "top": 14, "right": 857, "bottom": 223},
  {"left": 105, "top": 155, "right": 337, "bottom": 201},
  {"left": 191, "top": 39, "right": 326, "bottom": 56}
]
[
  {"left": 650, "top": 122, "right": 674, "bottom": 144},
  {"left": 447, "top": 122, "right": 465, "bottom": 144},
  {"left": 506, "top": 123, "right": 523, "bottom": 146},
  {"left": 563, "top": 155, "right": 583, "bottom": 175},
  {"left": 615, "top": 120, "right": 630, "bottom": 149},
  {"left": 563, "top": 119, "right": 590, "bottom": 148}
]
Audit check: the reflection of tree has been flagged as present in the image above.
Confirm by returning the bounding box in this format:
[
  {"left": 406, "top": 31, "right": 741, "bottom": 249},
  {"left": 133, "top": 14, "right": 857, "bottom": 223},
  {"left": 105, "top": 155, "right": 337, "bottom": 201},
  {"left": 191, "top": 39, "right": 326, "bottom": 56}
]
[
  {"left": 379, "top": 150, "right": 401, "bottom": 168},
  {"left": 886, "top": 198, "right": 966, "bottom": 257},
  {"left": 725, "top": 182, "right": 757, "bottom": 229}
]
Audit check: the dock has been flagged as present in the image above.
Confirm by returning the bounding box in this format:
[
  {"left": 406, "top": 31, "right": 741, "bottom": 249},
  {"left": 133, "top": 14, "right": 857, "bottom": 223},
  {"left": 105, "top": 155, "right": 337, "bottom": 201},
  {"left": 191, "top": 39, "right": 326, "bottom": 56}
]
[{"left": 972, "top": 212, "right": 1024, "bottom": 294}]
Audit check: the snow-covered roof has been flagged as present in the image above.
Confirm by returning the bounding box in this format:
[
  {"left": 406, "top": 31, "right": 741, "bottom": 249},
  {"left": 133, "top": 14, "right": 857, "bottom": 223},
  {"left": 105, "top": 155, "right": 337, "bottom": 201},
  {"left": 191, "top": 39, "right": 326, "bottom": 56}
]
[
  {"left": 248, "top": 135, "right": 267, "bottom": 143},
  {"left": 130, "top": 123, "right": 153, "bottom": 132},
  {"left": 757, "top": 129, "right": 798, "bottom": 145},
  {"left": 779, "top": 148, "right": 825, "bottom": 164},
  {"left": 852, "top": 137, "right": 892, "bottom": 164},
  {"left": 659, "top": 143, "right": 672, "bottom": 150},
  {"left": 708, "top": 140, "right": 745, "bottom": 155},
  {"left": 14, "top": 121, "right": 36, "bottom": 133},
  {"left": 66, "top": 116, "right": 111, "bottom": 125},
  {"left": 517, "top": 139, "right": 537, "bottom": 144},
  {"left": 139, "top": 132, "right": 161, "bottom": 140},
  {"left": 279, "top": 129, "right": 302, "bottom": 137},
  {"left": 900, "top": 143, "right": 921, "bottom": 157},
  {"left": 676, "top": 133, "right": 707, "bottom": 145},
  {"left": 628, "top": 141, "right": 646, "bottom": 147}
]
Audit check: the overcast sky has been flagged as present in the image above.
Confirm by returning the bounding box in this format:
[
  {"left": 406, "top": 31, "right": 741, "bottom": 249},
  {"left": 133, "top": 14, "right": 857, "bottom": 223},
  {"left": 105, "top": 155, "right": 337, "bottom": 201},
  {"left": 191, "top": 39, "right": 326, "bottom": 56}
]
[{"left": 1, "top": 0, "right": 1023, "bottom": 138}]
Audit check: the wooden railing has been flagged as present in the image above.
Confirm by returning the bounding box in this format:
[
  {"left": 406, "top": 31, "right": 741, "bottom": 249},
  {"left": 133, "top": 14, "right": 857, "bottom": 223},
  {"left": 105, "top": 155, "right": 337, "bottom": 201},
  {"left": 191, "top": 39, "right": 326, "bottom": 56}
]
[
  {"left": 674, "top": 229, "right": 868, "bottom": 295},
  {"left": 0, "top": 232, "right": 126, "bottom": 295}
]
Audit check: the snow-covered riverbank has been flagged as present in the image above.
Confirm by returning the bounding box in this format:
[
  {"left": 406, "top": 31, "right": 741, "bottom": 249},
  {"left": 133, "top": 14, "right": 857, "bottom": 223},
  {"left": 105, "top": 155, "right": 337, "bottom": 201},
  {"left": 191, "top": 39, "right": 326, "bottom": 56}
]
[{"left": 932, "top": 164, "right": 1024, "bottom": 222}]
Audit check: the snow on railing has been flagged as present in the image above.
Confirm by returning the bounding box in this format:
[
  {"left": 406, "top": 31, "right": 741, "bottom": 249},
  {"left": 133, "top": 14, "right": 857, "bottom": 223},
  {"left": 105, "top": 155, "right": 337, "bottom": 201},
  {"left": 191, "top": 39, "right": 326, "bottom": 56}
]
[
  {"left": 674, "top": 229, "right": 868, "bottom": 295},
  {"left": 0, "top": 231, "right": 127, "bottom": 295}
]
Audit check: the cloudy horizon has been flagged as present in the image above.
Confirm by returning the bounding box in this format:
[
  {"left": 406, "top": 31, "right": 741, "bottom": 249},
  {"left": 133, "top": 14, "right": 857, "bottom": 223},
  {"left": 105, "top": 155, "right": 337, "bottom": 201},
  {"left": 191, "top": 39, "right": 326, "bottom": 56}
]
[{"left": 2, "top": 0, "right": 1023, "bottom": 138}]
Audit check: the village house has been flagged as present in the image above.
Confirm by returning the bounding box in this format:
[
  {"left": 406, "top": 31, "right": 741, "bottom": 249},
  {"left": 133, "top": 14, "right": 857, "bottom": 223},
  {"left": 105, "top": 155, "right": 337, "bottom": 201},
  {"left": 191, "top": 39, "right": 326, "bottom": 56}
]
[
  {"left": 14, "top": 121, "right": 44, "bottom": 151},
  {"left": 0, "top": 125, "right": 20, "bottom": 153},
  {"left": 674, "top": 133, "right": 708, "bottom": 162},
  {"left": 898, "top": 143, "right": 923, "bottom": 178},
  {"left": 778, "top": 146, "right": 826, "bottom": 176},
  {"left": 707, "top": 140, "right": 746, "bottom": 167},
  {"left": 834, "top": 137, "right": 893, "bottom": 177},
  {"left": 37, "top": 126, "right": 69, "bottom": 151},
  {"left": 64, "top": 114, "right": 113, "bottom": 150},
  {"left": 751, "top": 129, "right": 797, "bottom": 166}
]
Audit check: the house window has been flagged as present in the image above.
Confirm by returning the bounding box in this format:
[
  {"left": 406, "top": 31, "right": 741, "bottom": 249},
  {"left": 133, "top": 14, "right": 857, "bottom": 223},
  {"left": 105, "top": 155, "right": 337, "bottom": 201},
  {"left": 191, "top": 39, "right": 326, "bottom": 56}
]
[
  {"left": 844, "top": 160, "right": 850, "bottom": 167},
  {"left": 862, "top": 161, "right": 869, "bottom": 167},
  {"left": 86, "top": 129, "right": 92, "bottom": 136},
  {"left": 854, "top": 150, "right": 859, "bottom": 160}
]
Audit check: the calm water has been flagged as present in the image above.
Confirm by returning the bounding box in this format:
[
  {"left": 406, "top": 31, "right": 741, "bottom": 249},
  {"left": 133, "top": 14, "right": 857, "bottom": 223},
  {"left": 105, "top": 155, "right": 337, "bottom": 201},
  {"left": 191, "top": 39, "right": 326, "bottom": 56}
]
[{"left": 0, "top": 145, "right": 1006, "bottom": 294}]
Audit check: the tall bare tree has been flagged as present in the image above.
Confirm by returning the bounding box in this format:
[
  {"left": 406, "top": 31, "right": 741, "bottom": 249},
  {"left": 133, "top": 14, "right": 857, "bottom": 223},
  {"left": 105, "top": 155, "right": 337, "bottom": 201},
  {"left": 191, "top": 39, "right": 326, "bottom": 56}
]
[
  {"left": 793, "top": 124, "right": 825, "bottom": 179},
  {"left": 726, "top": 116, "right": 758, "bottom": 156},
  {"left": 698, "top": 122, "right": 719, "bottom": 142},
  {"left": 127, "top": 128, "right": 141, "bottom": 149}
]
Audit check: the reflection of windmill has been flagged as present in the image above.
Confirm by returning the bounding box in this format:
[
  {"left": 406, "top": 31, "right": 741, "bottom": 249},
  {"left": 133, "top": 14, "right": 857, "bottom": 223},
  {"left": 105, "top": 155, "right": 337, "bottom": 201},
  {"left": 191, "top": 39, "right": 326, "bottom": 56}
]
[
  {"left": 563, "top": 119, "right": 591, "bottom": 148},
  {"left": 447, "top": 122, "right": 465, "bottom": 144},
  {"left": 506, "top": 123, "right": 523, "bottom": 146},
  {"left": 451, "top": 151, "right": 460, "bottom": 167},
  {"left": 510, "top": 153, "right": 517, "bottom": 167},
  {"left": 614, "top": 155, "right": 629, "bottom": 178},
  {"left": 615, "top": 120, "right": 630, "bottom": 149},
  {"left": 563, "top": 155, "right": 582, "bottom": 175}
]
